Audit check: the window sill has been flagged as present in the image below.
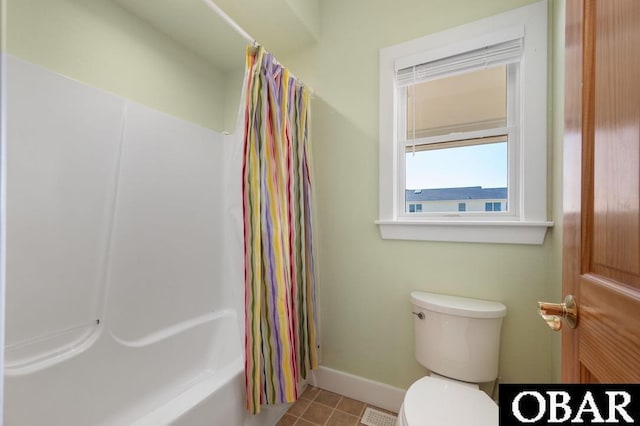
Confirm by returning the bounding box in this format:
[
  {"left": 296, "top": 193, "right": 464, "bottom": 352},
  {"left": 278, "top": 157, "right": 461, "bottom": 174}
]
[{"left": 375, "top": 219, "right": 554, "bottom": 245}]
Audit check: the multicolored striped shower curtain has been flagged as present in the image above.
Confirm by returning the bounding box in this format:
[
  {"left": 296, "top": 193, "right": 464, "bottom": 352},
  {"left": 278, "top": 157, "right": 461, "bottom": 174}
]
[{"left": 241, "top": 46, "right": 318, "bottom": 415}]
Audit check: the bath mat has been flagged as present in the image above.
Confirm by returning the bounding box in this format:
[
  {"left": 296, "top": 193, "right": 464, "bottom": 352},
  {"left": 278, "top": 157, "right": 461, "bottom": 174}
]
[{"left": 361, "top": 407, "right": 397, "bottom": 426}]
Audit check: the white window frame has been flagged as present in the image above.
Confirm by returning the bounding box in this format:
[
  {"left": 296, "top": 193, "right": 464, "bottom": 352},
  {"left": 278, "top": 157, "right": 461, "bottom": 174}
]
[{"left": 376, "top": 0, "right": 553, "bottom": 245}]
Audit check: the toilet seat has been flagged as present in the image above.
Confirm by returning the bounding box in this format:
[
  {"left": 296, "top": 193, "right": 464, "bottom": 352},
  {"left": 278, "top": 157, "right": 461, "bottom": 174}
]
[{"left": 401, "top": 376, "right": 497, "bottom": 426}]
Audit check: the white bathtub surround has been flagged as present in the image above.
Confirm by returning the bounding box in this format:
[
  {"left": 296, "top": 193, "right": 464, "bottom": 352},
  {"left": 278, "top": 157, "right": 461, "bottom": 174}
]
[
  {"left": 310, "top": 366, "right": 406, "bottom": 413},
  {"left": 4, "top": 55, "right": 284, "bottom": 425},
  {"left": 6, "top": 55, "right": 126, "bottom": 373}
]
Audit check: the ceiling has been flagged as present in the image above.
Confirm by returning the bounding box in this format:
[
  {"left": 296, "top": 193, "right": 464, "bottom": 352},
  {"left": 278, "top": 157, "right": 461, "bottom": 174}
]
[{"left": 112, "top": 0, "right": 320, "bottom": 72}]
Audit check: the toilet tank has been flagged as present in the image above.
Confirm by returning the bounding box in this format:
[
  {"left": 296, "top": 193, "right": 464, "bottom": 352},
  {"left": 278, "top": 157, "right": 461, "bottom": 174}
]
[{"left": 411, "top": 291, "right": 507, "bottom": 383}]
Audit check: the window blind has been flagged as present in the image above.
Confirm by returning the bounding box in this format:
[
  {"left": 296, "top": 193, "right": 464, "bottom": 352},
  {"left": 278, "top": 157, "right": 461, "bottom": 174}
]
[{"left": 396, "top": 38, "right": 523, "bottom": 87}]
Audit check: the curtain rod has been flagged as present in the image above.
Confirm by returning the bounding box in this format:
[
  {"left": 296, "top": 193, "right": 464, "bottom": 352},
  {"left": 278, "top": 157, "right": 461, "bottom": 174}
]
[
  {"left": 202, "top": 0, "right": 256, "bottom": 46},
  {"left": 201, "top": 0, "right": 314, "bottom": 95}
]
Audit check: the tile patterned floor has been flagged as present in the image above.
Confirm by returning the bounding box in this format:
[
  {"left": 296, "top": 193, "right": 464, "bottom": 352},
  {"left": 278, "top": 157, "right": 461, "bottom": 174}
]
[{"left": 276, "top": 386, "right": 397, "bottom": 426}]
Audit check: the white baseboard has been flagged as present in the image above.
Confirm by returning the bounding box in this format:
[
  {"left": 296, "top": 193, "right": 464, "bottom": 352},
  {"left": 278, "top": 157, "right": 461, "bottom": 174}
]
[{"left": 310, "top": 366, "right": 406, "bottom": 413}]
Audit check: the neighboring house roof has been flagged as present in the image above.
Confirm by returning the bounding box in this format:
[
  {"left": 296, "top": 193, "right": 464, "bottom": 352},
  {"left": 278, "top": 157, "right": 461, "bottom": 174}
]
[{"left": 405, "top": 186, "right": 507, "bottom": 202}]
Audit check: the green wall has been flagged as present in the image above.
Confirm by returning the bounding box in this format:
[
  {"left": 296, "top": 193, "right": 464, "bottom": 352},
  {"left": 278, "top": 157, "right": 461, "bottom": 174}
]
[
  {"left": 6, "top": 0, "right": 228, "bottom": 131},
  {"left": 280, "top": 0, "right": 565, "bottom": 388}
]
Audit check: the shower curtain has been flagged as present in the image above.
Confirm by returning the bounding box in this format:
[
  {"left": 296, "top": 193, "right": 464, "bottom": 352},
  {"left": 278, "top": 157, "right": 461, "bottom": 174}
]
[{"left": 241, "top": 46, "right": 318, "bottom": 414}]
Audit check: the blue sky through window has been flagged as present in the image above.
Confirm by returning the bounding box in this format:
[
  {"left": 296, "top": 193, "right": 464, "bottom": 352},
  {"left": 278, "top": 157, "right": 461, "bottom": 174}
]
[{"left": 405, "top": 141, "right": 507, "bottom": 190}]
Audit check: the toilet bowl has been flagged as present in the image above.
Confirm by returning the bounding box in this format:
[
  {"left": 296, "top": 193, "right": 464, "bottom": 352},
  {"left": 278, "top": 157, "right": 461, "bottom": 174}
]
[
  {"left": 399, "top": 291, "right": 506, "bottom": 426},
  {"left": 396, "top": 376, "right": 497, "bottom": 426}
]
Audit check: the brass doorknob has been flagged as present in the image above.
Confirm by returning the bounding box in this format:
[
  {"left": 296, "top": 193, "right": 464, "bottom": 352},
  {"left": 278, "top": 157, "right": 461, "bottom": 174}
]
[{"left": 538, "top": 295, "right": 578, "bottom": 331}]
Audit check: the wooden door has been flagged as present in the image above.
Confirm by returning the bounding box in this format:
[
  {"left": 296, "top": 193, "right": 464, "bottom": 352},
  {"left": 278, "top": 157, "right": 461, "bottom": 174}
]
[{"left": 563, "top": 0, "right": 640, "bottom": 382}]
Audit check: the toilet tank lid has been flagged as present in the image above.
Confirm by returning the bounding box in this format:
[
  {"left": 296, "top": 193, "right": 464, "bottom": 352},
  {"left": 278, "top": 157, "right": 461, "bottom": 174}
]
[{"left": 411, "top": 291, "right": 506, "bottom": 319}]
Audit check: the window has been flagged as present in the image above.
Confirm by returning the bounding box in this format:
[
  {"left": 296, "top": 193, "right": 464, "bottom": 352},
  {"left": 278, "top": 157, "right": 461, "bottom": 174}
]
[
  {"left": 377, "top": 0, "right": 553, "bottom": 244},
  {"left": 401, "top": 60, "right": 512, "bottom": 215},
  {"left": 485, "top": 202, "right": 502, "bottom": 212}
]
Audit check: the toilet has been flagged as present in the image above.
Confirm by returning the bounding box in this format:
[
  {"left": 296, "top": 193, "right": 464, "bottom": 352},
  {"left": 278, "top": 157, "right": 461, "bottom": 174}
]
[{"left": 397, "top": 291, "right": 507, "bottom": 426}]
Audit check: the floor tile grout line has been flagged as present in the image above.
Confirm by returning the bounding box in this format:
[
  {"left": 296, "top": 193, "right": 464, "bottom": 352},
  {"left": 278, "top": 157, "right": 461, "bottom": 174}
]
[{"left": 285, "top": 387, "right": 389, "bottom": 426}]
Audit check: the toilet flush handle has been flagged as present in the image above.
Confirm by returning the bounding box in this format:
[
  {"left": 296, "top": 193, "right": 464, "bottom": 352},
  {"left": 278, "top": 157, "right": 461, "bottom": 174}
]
[{"left": 412, "top": 311, "right": 425, "bottom": 320}]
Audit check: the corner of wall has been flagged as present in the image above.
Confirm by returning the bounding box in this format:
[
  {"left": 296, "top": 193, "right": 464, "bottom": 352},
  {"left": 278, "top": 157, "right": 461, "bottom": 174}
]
[
  {"left": 548, "top": 0, "right": 566, "bottom": 383},
  {"left": 223, "top": 67, "right": 246, "bottom": 134},
  {"left": 0, "top": 0, "right": 7, "bottom": 418},
  {"left": 284, "top": 0, "right": 321, "bottom": 40}
]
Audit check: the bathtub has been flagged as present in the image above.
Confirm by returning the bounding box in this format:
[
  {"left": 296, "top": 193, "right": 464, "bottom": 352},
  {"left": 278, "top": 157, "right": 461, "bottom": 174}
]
[
  {"left": 5, "top": 56, "right": 288, "bottom": 426},
  {"left": 5, "top": 309, "right": 287, "bottom": 425}
]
